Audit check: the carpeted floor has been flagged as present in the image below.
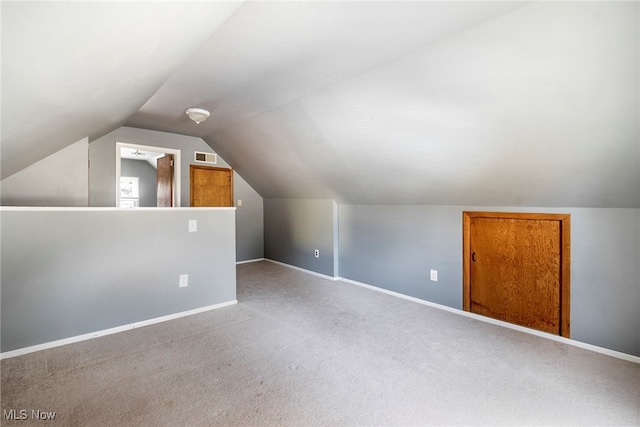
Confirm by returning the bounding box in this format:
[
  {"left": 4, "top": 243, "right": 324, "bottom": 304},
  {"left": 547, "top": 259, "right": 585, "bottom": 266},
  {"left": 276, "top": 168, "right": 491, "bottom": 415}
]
[{"left": 1, "top": 260, "right": 639, "bottom": 426}]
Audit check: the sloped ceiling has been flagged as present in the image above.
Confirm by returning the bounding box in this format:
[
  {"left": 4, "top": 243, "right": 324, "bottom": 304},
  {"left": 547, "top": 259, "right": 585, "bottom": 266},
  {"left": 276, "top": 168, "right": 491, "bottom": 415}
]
[
  {"left": 1, "top": 1, "right": 243, "bottom": 179},
  {"left": 3, "top": 1, "right": 639, "bottom": 207}
]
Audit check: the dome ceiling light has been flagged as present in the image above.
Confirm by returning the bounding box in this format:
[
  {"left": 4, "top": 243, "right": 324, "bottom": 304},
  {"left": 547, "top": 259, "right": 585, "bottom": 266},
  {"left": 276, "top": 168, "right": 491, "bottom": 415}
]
[{"left": 185, "top": 107, "right": 210, "bottom": 124}]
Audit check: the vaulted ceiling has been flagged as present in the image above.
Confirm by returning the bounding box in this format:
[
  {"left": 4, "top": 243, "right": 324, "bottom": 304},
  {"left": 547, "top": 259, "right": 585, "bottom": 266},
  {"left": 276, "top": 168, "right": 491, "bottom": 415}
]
[{"left": 3, "top": 1, "right": 639, "bottom": 207}]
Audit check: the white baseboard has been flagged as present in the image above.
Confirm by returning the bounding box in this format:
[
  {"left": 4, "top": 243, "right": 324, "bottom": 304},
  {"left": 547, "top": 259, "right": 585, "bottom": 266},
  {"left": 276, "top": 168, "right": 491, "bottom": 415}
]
[
  {"left": 340, "top": 277, "right": 640, "bottom": 365},
  {"left": 9, "top": 260, "right": 637, "bottom": 364},
  {"left": 244, "top": 260, "right": 640, "bottom": 364},
  {"left": 264, "top": 258, "right": 339, "bottom": 281},
  {"left": 0, "top": 300, "right": 238, "bottom": 360},
  {"left": 236, "top": 258, "right": 265, "bottom": 265}
]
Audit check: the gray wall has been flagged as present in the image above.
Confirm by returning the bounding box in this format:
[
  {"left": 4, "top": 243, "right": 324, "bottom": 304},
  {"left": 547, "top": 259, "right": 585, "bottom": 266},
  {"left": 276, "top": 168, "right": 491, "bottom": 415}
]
[
  {"left": 235, "top": 175, "right": 264, "bottom": 261},
  {"left": 90, "top": 126, "right": 264, "bottom": 262},
  {"left": 264, "top": 199, "right": 337, "bottom": 277},
  {"left": 339, "top": 205, "right": 640, "bottom": 357},
  {"left": 339, "top": 205, "right": 462, "bottom": 308},
  {"left": 121, "top": 159, "right": 158, "bottom": 207},
  {"left": 1, "top": 138, "right": 89, "bottom": 207},
  {"left": 90, "top": 126, "right": 223, "bottom": 208},
  {"left": 1, "top": 207, "right": 237, "bottom": 353}
]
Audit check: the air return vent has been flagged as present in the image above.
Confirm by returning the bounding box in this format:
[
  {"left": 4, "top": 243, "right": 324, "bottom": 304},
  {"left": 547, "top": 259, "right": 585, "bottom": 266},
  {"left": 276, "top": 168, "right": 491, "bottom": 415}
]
[{"left": 194, "top": 151, "right": 217, "bottom": 164}]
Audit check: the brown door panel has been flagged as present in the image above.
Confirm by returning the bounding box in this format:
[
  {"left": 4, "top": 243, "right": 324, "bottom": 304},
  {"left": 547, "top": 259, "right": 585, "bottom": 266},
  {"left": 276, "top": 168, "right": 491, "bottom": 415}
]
[
  {"left": 190, "top": 165, "right": 233, "bottom": 207},
  {"left": 463, "top": 212, "right": 570, "bottom": 337}
]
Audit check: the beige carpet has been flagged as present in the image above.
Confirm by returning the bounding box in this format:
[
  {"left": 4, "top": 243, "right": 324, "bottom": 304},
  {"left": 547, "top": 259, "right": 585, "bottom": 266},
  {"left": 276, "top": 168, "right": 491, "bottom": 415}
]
[{"left": 1, "top": 260, "right": 639, "bottom": 426}]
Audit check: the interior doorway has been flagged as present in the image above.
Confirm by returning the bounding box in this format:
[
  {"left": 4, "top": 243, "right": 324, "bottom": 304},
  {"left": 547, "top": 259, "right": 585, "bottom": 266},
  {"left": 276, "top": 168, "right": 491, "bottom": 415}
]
[
  {"left": 462, "top": 211, "right": 571, "bottom": 337},
  {"left": 116, "top": 143, "right": 181, "bottom": 207}
]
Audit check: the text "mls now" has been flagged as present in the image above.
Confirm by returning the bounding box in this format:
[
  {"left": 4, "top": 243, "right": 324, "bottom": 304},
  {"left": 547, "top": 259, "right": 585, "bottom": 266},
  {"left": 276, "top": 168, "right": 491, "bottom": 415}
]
[{"left": 3, "top": 409, "right": 57, "bottom": 420}]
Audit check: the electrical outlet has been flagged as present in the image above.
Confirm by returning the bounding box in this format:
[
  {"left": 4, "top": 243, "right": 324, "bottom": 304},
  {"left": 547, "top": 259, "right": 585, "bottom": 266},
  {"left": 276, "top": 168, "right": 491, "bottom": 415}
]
[
  {"left": 179, "top": 274, "right": 188, "bottom": 287},
  {"left": 189, "top": 220, "right": 197, "bottom": 232},
  {"left": 314, "top": 249, "right": 320, "bottom": 258},
  {"left": 430, "top": 269, "right": 438, "bottom": 282}
]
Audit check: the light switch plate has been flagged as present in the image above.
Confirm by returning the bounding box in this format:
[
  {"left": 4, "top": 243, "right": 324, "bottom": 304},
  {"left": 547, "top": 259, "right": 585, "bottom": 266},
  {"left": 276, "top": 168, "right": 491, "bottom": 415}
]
[
  {"left": 430, "top": 269, "right": 438, "bottom": 282},
  {"left": 189, "top": 220, "right": 197, "bottom": 232},
  {"left": 179, "top": 274, "right": 188, "bottom": 287}
]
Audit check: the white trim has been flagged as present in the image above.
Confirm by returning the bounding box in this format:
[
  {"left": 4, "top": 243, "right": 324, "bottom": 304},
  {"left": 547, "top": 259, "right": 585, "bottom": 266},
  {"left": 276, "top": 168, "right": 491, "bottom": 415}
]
[
  {"left": 116, "top": 142, "right": 181, "bottom": 208},
  {"left": 0, "top": 207, "right": 236, "bottom": 212},
  {"left": 339, "top": 277, "right": 640, "bottom": 365},
  {"left": 265, "top": 258, "right": 339, "bottom": 281},
  {"left": 236, "top": 258, "right": 265, "bottom": 265},
  {"left": 255, "top": 260, "right": 639, "bottom": 363},
  {"left": 0, "top": 300, "right": 238, "bottom": 360}
]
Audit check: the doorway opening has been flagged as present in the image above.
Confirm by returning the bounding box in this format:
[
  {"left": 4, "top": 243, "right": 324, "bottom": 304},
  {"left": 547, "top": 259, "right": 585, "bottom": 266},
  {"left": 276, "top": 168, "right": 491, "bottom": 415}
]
[{"left": 115, "top": 142, "right": 181, "bottom": 207}]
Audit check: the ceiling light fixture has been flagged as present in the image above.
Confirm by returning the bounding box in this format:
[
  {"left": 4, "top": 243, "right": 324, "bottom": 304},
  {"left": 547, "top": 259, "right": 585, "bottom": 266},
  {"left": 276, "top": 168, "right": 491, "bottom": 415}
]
[{"left": 185, "top": 107, "right": 210, "bottom": 124}]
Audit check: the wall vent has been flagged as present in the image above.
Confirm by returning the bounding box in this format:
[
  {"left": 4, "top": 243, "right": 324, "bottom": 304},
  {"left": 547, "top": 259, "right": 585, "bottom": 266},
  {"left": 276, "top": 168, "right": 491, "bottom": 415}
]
[{"left": 194, "top": 151, "right": 217, "bottom": 164}]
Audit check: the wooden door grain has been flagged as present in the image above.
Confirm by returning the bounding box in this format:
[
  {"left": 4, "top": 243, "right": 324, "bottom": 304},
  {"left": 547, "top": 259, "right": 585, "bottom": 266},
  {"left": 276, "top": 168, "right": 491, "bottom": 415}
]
[
  {"left": 190, "top": 165, "right": 233, "bottom": 207},
  {"left": 463, "top": 212, "right": 570, "bottom": 337},
  {"left": 156, "top": 154, "right": 174, "bottom": 207}
]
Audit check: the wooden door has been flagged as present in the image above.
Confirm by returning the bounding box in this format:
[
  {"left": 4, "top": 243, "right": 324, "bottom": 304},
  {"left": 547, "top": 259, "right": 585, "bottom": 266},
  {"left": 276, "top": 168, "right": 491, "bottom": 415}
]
[
  {"left": 463, "top": 212, "right": 570, "bottom": 337},
  {"left": 190, "top": 165, "right": 233, "bottom": 207},
  {"left": 157, "top": 154, "right": 174, "bottom": 207}
]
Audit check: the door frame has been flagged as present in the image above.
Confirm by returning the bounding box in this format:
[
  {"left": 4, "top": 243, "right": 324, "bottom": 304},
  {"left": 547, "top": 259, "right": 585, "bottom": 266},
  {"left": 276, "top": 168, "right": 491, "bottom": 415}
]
[
  {"left": 462, "top": 211, "right": 571, "bottom": 337},
  {"left": 116, "top": 142, "right": 181, "bottom": 207}
]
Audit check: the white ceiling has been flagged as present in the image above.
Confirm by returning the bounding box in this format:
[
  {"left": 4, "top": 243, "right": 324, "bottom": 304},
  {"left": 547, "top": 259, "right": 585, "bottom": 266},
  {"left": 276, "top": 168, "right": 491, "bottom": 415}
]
[
  {"left": 1, "top": 1, "right": 242, "bottom": 178},
  {"left": 3, "top": 1, "right": 639, "bottom": 207},
  {"left": 120, "top": 147, "right": 164, "bottom": 170},
  {"left": 120, "top": 148, "right": 162, "bottom": 160}
]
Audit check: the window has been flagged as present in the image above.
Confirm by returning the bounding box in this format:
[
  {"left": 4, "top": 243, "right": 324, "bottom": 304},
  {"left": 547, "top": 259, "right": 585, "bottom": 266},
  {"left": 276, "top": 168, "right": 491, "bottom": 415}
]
[{"left": 120, "top": 177, "right": 139, "bottom": 208}]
